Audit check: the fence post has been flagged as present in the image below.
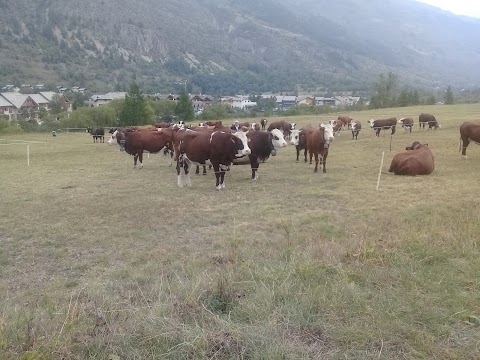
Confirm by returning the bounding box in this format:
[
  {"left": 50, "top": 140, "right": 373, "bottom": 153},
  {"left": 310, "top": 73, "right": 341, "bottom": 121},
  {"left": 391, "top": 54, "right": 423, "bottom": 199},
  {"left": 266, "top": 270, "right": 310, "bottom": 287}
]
[{"left": 376, "top": 151, "right": 385, "bottom": 191}]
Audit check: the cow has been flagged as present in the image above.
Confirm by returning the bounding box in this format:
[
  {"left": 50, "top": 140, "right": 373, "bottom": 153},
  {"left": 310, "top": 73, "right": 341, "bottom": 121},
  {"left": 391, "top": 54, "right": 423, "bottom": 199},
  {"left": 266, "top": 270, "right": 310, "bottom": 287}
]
[
  {"left": 330, "top": 119, "right": 343, "bottom": 136},
  {"left": 338, "top": 115, "right": 353, "bottom": 129},
  {"left": 388, "top": 142, "right": 434, "bottom": 175},
  {"left": 368, "top": 118, "right": 397, "bottom": 137},
  {"left": 307, "top": 123, "right": 335, "bottom": 173},
  {"left": 87, "top": 127, "right": 105, "bottom": 143},
  {"left": 351, "top": 120, "right": 361, "bottom": 140},
  {"left": 260, "top": 118, "right": 268, "bottom": 130},
  {"left": 233, "top": 128, "right": 287, "bottom": 180},
  {"left": 176, "top": 130, "right": 251, "bottom": 190},
  {"left": 419, "top": 113, "right": 440, "bottom": 130},
  {"left": 459, "top": 122, "right": 480, "bottom": 158},
  {"left": 291, "top": 125, "right": 315, "bottom": 162},
  {"left": 398, "top": 118, "right": 414, "bottom": 133},
  {"left": 268, "top": 120, "right": 295, "bottom": 139},
  {"left": 153, "top": 122, "right": 172, "bottom": 129},
  {"left": 108, "top": 128, "right": 174, "bottom": 168}
]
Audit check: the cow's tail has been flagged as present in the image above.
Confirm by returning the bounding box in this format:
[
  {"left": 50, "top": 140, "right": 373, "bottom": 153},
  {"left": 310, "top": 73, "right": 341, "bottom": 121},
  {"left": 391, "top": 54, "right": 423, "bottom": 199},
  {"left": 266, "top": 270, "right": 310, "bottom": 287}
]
[{"left": 458, "top": 136, "right": 462, "bottom": 153}]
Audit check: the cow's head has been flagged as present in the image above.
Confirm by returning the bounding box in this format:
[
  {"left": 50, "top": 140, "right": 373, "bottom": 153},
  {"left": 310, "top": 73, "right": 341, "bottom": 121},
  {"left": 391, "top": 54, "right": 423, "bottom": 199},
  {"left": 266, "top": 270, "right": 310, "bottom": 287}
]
[
  {"left": 107, "top": 129, "right": 120, "bottom": 146},
  {"left": 86, "top": 127, "right": 92, "bottom": 134},
  {"left": 290, "top": 122, "right": 297, "bottom": 130},
  {"left": 108, "top": 127, "right": 117, "bottom": 134},
  {"left": 368, "top": 119, "right": 375, "bottom": 128},
  {"left": 270, "top": 128, "right": 287, "bottom": 152},
  {"left": 329, "top": 119, "right": 336, "bottom": 126},
  {"left": 405, "top": 141, "right": 426, "bottom": 150},
  {"left": 351, "top": 122, "right": 357, "bottom": 131},
  {"left": 290, "top": 129, "right": 300, "bottom": 146},
  {"left": 232, "top": 130, "right": 251, "bottom": 157},
  {"left": 320, "top": 123, "right": 335, "bottom": 143}
]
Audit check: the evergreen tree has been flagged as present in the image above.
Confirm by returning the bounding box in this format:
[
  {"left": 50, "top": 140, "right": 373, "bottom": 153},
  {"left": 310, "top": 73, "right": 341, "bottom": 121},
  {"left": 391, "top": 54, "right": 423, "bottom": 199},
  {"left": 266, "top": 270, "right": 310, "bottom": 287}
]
[
  {"left": 174, "top": 90, "right": 194, "bottom": 122},
  {"left": 119, "top": 82, "right": 152, "bottom": 126},
  {"left": 426, "top": 95, "right": 436, "bottom": 105},
  {"left": 369, "top": 72, "right": 398, "bottom": 109},
  {"left": 444, "top": 86, "right": 454, "bottom": 104}
]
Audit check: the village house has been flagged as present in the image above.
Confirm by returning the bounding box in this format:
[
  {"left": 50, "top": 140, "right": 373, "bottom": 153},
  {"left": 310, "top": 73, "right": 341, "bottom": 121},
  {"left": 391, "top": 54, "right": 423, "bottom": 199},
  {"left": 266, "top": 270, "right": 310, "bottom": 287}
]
[{"left": 88, "top": 92, "right": 126, "bottom": 107}]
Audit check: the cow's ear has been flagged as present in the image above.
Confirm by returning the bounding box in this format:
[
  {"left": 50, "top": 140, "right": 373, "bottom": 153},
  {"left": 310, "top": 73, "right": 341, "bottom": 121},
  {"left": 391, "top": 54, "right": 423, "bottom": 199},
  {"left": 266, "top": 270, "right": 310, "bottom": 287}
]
[{"left": 320, "top": 123, "right": 325, "bottom": 128}]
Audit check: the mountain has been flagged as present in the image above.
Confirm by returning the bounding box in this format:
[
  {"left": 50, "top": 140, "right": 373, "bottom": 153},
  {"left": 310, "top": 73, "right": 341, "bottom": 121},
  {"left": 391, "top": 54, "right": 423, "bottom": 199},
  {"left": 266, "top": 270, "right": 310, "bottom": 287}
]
[{"left": 0, "top": 0, "right": 480, "bottom": 94}]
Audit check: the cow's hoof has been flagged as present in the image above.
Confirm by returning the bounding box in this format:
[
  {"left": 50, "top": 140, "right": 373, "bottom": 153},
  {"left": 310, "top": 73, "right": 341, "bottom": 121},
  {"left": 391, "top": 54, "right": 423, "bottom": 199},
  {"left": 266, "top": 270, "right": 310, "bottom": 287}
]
[
  {"left": 221, "top": 183, "right": 225, "bottom": 189},
  {"left": 215, "top": 186, "right": 222, "bottom": 191},
  {"left": 463, "top": 155, "right": 468, "bottom": 159}
]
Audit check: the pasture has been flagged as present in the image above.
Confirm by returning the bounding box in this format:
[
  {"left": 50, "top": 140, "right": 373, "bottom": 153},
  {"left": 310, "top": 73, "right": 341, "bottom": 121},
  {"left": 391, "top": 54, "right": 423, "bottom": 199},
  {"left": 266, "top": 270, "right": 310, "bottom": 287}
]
[{"left": 1, "top": 104, "right": 480, "bottom": 359}]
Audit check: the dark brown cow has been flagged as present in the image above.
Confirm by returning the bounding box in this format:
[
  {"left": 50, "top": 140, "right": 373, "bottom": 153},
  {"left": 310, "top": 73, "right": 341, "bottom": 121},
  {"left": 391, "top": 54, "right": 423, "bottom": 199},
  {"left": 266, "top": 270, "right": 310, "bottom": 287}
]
[
  {"left": 351, "top": 120, "right": 361, "bottom": 140},
  {"left": 368, "top": 118, "right": 397, "bottom": 137},
  {"left": 87, "top": 127, "right": 105, "bottom": 143},
  {"left": 459, "top": 122, "right": 480, "bottom": 158},
  {"left": 338, "top": 115, "right": 353, "bottom": 129},
  {"left": 419, "top": 113, "right": 440, "bottom": 130},
  {"left": 290, "top": 125, "right": 315, "bottom": 162},
  {"left": 260, "top": 118, "right": 268, "bottom": 130},
  {"left": 388, "top": 142, "right": 434, "bottom": 175},
  {"left": 306, "top": 123, "right": 335, "bottom": 173},
  {"left": 268, "top": 120, "right": 295, "bottom": 139},
  {"left": 110, "top": 128, "right": 174, "bottom": 168},
  {"left": 398, "top": 118, "right": 414, "bottom": 133},
  {"left": 233, "top": 128, "right": 287, "bottom": 180},
  {"left": 176, "top": 130, "right": 251, "bottom": 190}
]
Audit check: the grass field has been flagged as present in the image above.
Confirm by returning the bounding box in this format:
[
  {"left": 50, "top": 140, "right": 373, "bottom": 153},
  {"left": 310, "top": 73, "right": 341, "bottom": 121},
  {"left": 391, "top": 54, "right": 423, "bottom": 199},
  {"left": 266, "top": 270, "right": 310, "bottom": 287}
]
[{"left": 1, "top": 104, "right": 480, "bottom": 359}]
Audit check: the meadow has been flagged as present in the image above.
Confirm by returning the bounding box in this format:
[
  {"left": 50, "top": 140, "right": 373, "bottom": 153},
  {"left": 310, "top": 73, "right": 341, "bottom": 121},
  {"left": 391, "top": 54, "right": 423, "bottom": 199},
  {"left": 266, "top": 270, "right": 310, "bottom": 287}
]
[{"left": 1, "top": 104, "right": 480, "bottom": 359}]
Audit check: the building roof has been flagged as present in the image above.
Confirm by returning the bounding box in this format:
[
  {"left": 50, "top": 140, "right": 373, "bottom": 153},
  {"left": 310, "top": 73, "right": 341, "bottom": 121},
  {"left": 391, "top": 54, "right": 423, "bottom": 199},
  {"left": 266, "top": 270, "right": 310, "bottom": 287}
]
[
  {"left": 0, "top": 95, "right": 14, "bottom": 107},
  {"left": 0, "top": 92, "right": 33, "bottom": 109},
  {"left": 38, "top": 91, "right": 59, "bottom": 102},
  {"left": 30, "top": 94, "right": 50, "bottom": 105}
]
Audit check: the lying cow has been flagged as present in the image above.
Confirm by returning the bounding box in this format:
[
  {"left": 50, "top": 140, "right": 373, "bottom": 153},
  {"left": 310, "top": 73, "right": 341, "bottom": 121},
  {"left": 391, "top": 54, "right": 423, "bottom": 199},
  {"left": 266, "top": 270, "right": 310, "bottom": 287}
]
[
  {"left": 368, "top": 118, "right": 397, "bottom": 137},
  {"left": 268, "top": 120, "right": 295, "bottom": 139},
  {"left": 419, "top": 113, "right": 440, "bottom": 130},
  {"left": 108, "top": 128, "right": 174, "bottom": 168},
  {"left": 87, "top": 127, "right": 105, "bottom": 143},
  {"left": 176, "top": 130, "right": 251, "bottom": 190},
  {"left": 459, "top": 122, "right": 480, "bottom": 158},
  {"left": 388, "top": 142, "right": 434, "bottom": 175},
  {"left": 307, "top": 123, "right": 335, "bottom": 173},
  {"left": 398, "top": 118, "right": 414, "bottom": 133},
  {"left": 233, "top": 128, "right": 287, "bottom": 180},
  {"left": 351, "top": 120, "right": 361, "bottom": 140}
]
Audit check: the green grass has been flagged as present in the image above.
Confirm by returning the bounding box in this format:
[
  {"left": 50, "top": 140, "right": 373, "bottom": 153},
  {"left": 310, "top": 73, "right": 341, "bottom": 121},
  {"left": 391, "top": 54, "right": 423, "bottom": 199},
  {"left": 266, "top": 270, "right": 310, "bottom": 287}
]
[{"left": 1, "top": 104, "right": 480, "bottom": 359}]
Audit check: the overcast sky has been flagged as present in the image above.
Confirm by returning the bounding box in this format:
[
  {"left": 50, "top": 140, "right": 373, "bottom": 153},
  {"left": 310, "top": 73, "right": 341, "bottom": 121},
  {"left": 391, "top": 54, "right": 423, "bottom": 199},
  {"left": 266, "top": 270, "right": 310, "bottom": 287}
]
[{"left": 416, "top": 0, "right": 480, "bottom": 18}]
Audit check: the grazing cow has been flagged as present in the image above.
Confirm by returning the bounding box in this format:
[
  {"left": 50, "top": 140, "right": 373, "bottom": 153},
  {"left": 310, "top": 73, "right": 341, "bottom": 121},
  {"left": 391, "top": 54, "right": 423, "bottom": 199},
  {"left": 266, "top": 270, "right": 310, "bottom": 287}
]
[
  {"left": 260, "top": 118, "right": 268, "bottom": 130},
  {"left": 87, "top": 127, "right": 105, "bottom": 143},
  {"left": 307, "top": 123, "right": 335, "bottom": 173},
  {"left": 233, "top": 128, "right": 287, "bottom": 180},
  {"left": 109, "top": 128, "right": 174, "bottom": 168},
  {"left": 176, "top": 130, "right": 251, "bottom": 190},
  {"left": 351, "top": 120, "right": 361, "bottom": 140},
  {"left": 338, "top": 115, "right": 353, "bottom": 129},
  {"left": 368, "top": 118, "right": 397, "bottom": 137},
  {"left": 398, "top": 118, "right": 414, "bottom": 133},
  {"left": 419, "top": 113, "right": 440, "bottom": 130},
  {"left": 268, "top": 120, "right": 295, "bottom": 139},
  {"left": 388, "top": 142, "right": 434, "bottom": 175},
  {"left": 291, "top": 125, "right": 315, "bottom": 162},
  {"left": 459, "top": 122, "right": 480, "bottom": 158}
]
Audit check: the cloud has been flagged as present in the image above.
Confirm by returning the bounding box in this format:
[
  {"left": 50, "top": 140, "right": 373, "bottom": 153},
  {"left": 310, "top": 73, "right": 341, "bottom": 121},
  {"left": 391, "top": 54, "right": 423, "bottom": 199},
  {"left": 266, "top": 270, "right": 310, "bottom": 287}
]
[{"left": 416, "top": 0, "right": 480, "bottom": 18}]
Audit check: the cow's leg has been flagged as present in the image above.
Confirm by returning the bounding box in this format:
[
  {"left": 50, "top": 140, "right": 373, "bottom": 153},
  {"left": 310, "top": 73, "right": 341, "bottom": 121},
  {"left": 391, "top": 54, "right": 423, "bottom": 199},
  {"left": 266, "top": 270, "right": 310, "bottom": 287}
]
[
  {"left": 391, "top": 126, "right": 396, "bottom": 136},
  {"left": 304, "top": 148, "right": 308, "bottom": 163},
  {"left": 184, "top": 161, "right": 191, "bottom": 186},
  {"left": 138, "top": 152, "right": 144, "bottom": 169},
  {"left": 176, "top": 157, "right": 183, "bottom": 187},
  {"left": 296, "top": 146, "right": 300, "bottom": 162},
  {"left": 195, "top": 166, "right": 200, "bottom": 175},
  {"left": 212, "top": 163, "right": 222, "bottom": 190},
  {"left": 352, "top": 131, "right": 354, "bottom": 140},
  {"left": 220, "top": 171, "right": 226, "bottom": 189},
  {"left": 309, "top": 151, "right": 313, "bottom": 165},
  {"left": 133, "top": 154, "right": 138, "bottom": 168},
  {"left": 250, "top": 155, "right": 259, "bottom": 180},
  {"left": 462, "top": 138, "right": 470, "bottom": 158},
  {"left": 322, "top": 151, "right": 328, "bottom": 173},
  {"left": 314, "top": 152, "right": 319, "bottom": 173},
  {"left": 203, "top": 166, "right": 207, "bottom": 175},
  {"left": 376, "top": 129, "right": 380, "bottom": 137}
]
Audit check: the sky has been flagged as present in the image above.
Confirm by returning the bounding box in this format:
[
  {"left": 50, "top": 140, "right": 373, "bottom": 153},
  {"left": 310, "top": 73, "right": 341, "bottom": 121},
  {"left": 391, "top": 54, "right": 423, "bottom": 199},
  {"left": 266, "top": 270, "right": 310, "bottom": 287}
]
[{"left": 415, "top": 0, "right": 480, "bottom": 18}]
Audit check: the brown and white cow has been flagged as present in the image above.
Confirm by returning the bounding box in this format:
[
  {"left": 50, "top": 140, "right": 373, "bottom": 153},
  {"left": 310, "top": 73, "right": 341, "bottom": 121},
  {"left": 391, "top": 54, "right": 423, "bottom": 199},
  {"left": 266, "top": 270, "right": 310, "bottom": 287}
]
[
  {"left": 419, "top": 113, "right": 440, "bottom": 130},
  {"left": 260, "top": 118, "right": 268, "bottom": 130},
  {"left": 233, "top": 128, "right": 287, "bottom": 180},
  {"left": 329, "top": 119, "right": 343, "bottom": 136},
  {"left": 459, "top": 122, "right": 480, "bottom": 158},
  {"left": 398, "top": 118, "right": 414, "bottom": 133},
  {"left": 307, "top": 123, "right": 335, "bottom": 173},
  {"left": 108, "top": 128, "right": 174, "bottom": 168},
  {"left": 368, "top": 118, "right": 397, "bottom": 137},
  {"left": 338, "top": 115, "right": 353, "bottom": 129},
  {"left": 351, "top": 120, "right": 361, "bottom": 140},
  {"left": 290, "top": 125, "right": 315, "bottom": 162},
  {"left": 388, "top": 141, "right": 434, "bottom": 175},
  {"left": 176, "top": 130, "right": 251, "bottom": 190},
  {"left": 268, "top": 120, "right": 295, "bottom": 139}
]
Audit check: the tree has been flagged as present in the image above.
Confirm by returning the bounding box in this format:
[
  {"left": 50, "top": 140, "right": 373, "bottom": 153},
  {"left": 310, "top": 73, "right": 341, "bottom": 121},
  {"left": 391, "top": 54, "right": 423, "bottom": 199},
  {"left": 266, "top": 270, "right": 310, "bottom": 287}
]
[
  {"left": 426, "top": 95, "right": 436, "bottom": 105},
  {"left": 49, "top": 94, "right": 64, "bottom": 114},
  {"left": 444, "top": 86, "right": 454, "bottom": 105},
  {"left": 369, "top": 72, "right": 398, "bottom": 109},
  {"left": 119, "top": 82, "right": 153, "bottom": 126},
  {"left": 174, "top": 90, "right": 194, "bottom": 122}
]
